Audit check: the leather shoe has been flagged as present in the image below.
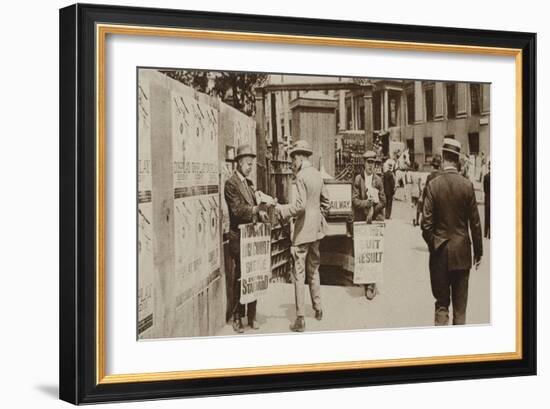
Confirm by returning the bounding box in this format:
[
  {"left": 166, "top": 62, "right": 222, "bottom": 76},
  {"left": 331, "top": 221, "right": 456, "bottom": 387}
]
[
  {"left": 315, "top": 309, "right": 323, "bottom": 321},
  {"left": 290, "top": 316, "right": 305, "bottom": 332},
  {"left": 248, "top": 318, "right": 260, "bottom": 330},
  {"left": 435, "top": 307, "right": 449, "bottom": 326},
  {"left": 365, "top": 284, "right": 377, "bottom": 300},
  {"left": 232, "top": 318, "right": 244, "bottom": 333}
]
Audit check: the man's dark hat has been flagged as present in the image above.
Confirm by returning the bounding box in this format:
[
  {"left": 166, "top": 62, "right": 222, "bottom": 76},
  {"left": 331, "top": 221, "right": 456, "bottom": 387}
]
[{"left": 234, "top": 144, "right": 256, "bottom": 161}]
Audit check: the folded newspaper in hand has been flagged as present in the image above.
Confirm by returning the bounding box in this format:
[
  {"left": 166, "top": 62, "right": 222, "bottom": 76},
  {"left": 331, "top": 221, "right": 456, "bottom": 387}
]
[
  {"left": 367, "top": 187, "right": 380, "bottom": 204},
  {"left": 255, "top": 190, "right": 276, "bottom": 206}
]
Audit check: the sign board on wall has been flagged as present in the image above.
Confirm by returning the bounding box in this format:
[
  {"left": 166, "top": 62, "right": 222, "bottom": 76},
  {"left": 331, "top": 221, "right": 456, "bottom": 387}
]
[
  {"left": 172, "top": 89, "right": 220, "bottom": 308},
  {"left": 137, "top": 72, "right": 155, "bottom": 337}
]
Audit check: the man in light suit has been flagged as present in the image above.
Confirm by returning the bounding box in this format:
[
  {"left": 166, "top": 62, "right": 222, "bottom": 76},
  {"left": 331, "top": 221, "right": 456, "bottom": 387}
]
[
  {"left": 421, "top": 139, "right": 483, "bottom": 325},
  {"left": 352, "top": 151, "right": 386, "bottom": 300},
  {"left": 275, "top": 140, "right": 331, "bottom": 332},
  {"left": 224, "top": 144, "right": 269, "bottom": 333}
]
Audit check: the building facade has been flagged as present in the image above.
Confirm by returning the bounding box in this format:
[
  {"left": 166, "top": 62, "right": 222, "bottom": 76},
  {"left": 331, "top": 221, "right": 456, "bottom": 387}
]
[
  {"left": 259, "top": 76, "right": 490, "bottom": 178},
  {"left": 338, "top": 80, "right": 490, "bottom": 172}
]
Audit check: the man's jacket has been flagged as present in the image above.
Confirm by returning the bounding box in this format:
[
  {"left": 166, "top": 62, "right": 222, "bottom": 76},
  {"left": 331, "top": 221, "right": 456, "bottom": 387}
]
[
  {"left": 421, "top": 168, "right": 483, "bottom": 271},
  {"left": 279, "top": 161, "right": 330, "bottom": 246}
]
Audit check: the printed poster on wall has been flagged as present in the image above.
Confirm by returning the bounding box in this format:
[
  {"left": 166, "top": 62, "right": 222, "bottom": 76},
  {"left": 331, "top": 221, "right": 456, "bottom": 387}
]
[
  {"left": 137, "top": 74, "right": 154, "bottom": 336},
  {"left": 172, "top": 90, "right": 220, "bottom": 308},
  {"left": 239, "top": 223, "right": 271, "bottom": 304},
  {"left": 353, "top": 222, "right": 385, "bottom": 284}
]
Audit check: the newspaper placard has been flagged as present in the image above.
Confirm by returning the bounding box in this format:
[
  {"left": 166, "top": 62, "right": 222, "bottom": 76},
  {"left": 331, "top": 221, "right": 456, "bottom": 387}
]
[
  {"left": 239, "top": 223, "right": 271, "bottom": 304},
  {"left": 353, "top": 222, "right": 385, "bottom": 284}
]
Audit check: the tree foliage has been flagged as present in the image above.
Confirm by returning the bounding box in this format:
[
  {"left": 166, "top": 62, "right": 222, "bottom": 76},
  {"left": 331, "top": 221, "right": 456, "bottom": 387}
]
[{"left": 161, "top": 70, "right": 267, "bottom": 116}]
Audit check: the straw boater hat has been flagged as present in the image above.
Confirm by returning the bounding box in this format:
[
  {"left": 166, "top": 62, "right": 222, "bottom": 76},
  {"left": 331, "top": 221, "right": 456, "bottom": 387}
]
[
  {"left": 441, "top": 138, "right": 462, "bottom": 157},
  {"left": 362, "top": 150, "right": 377, "bottom": 160},
  {"left": 234, "top": 144, "right": 256, "bottom": 161},
  {"left": 289, "top": 140, "right": 313, "bottom": 157}
]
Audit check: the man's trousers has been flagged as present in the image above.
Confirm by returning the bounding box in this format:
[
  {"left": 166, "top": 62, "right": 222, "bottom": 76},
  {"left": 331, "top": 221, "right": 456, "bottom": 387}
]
[
  {"left": 231, "top": 254, "right": 257, "bottom": 321},
  {"left": 385, "top": 195, "right": 394, "bottom": 219},
  {"left": 291, "top": 241, "right": 322, "bottom": 317},
  {"left": 429, "top": 244, "right": 470, "bottom": 325}
]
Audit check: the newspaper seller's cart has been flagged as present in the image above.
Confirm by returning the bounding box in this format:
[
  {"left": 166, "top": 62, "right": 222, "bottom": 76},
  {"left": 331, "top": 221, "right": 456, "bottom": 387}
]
[{"left": 319, "top": 181, "right": 355, "bottom": 284}]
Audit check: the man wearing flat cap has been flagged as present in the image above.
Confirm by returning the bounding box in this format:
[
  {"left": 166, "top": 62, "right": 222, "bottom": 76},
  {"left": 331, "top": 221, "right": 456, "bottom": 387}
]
[
  {"left": 352, "top": 150, "right": 387, "bottom": 300},
  {"left": 421, "top": 138, "right": 483, "bottom": 325},
  {"left": 353, "top": 151, "right": 386, "bottom": 224},
  {"left": 224, "top": 144, "right": 269, "bottom": 333},
  {"left": 275, "top": 140, "right": 331, "bottom": 332}
]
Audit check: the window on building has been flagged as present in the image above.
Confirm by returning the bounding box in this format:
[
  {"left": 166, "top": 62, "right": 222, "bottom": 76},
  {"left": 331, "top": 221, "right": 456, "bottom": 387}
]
[
  {"left": 468, "top": 132, "right": 480, "bottom": 155},
  {"left": 388, "top": 92, "right": 399, "bottom": 127},
  {"left": 373, "top": 91, "right": 381, "bottom": 130},
  {"left": 470, "top": 84, "right": 481, "bottom": 115},
  {"left": 358, "top": 99, "right": 365, "bottom": 130},
  {"left": 425, "top": 88, "right": 434, "bottom": 122},
  {"left": 423, "top": 137, "right": 433, "bottom": 163},
  {"left": 346, "top": 101, "right": 352, "bottom": 130},
  {"left": 407, "top": 90, "right": 415, "bottom": 125},
  {"left": 446, "top": 83, "right": 457, "bottom": 119},
  {"left": 406, "top": 139, "right": 415, "bottom": 166}
]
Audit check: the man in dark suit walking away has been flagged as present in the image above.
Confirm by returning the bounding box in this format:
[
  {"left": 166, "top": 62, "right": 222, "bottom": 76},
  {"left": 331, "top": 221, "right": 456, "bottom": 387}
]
[
  {"left": 383, "top": 160, "right": 396, "bottom": 220},
  {"left": 483, "top": 161, "right": 491, "bottom": 238},
  {"left": 224, "top": 144, "right": 269, "bottom": 333},
  {"left": 421, "top": 139, "right": 483, "bottom": 326}
]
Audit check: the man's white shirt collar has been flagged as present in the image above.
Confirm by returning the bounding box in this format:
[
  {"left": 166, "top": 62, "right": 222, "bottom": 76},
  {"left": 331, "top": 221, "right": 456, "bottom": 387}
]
[
  {"left": 236, "top": 170, "right": 247, "bottom": 182},
  {"left": 364, "top": 171, "right": 374, "bottom": 188}
]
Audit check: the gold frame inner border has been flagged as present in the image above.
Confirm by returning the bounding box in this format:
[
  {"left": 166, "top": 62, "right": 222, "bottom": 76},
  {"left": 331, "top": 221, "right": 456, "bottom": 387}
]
[{"left": 95, "top": 23, "right": 523, "bottom": 385}]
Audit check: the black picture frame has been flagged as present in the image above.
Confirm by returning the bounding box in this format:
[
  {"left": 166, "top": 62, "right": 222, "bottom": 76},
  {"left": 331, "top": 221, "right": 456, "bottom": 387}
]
[{"left": 59, "top": 3, "right": 536, "bottom": 405}]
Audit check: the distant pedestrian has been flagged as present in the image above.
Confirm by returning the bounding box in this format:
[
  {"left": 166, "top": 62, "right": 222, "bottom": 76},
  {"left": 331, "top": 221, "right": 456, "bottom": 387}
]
[
  {"left": 383, "top": 161, "right": 396, "bottom": 219},
  {"left": 421, "top": 154, "right": 443, "bottom": 205},
  {"left": 375, "top": 156, "right": 383, "bottom": 177},
  {"left": 421, "top": 139, "right": 483, "bottom": 326},
  {"left": 410, "top": 170, "right": 422, "bottom": 226},
  {"left": 417, "top": 172, "right": 428, "bottom": 226},
  {"left": 483, "top": 161, "right": 491, "bottom": 238},
  {"left": 479, "top": 151, "right": 487, "bottom": 182}
]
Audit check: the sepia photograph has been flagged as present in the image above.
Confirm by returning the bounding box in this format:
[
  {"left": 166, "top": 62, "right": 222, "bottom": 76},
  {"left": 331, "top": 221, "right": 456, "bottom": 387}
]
[{"left": 137, "top": 67, "right": 491, "bottom": 340}]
